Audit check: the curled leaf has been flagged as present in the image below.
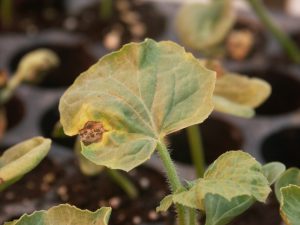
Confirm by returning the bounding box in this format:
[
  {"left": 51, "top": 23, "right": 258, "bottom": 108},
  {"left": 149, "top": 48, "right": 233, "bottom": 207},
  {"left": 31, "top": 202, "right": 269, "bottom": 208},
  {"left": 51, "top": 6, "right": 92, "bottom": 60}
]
[
  {"left": 17, "top": 48, "right": 59, "bottom": 83},
  {"left": 74, "top": 137, "right": 104, "bottom": 176},
  {"left": 4, "top": 204, "right": 111, "bottom": 225},
  {"left": 59, "top": 39, "right": 216, "bottom": 171},
  {"left": 280, "top": 185, "right": 300, "bottom": 225},
  {"left": 176, "top": 0, "right": 235, "bottom": 51},
  {"left": 262, "top": 162, "right": 286, "bottom": 185},
  {"left": 156, "top": 195, "right": 173, "bottom": 212},
  {"left": 275, "top": 168, "right": 300, "bottom": 202},
  {"left": 173, "top": 151, "right": 271, "bottom": 210},
  {"left": 214, "top": 73, "right": 271, "bottom": 117},
  {"left": 0, "top": 137, "right": 51, "bottom": 191}
]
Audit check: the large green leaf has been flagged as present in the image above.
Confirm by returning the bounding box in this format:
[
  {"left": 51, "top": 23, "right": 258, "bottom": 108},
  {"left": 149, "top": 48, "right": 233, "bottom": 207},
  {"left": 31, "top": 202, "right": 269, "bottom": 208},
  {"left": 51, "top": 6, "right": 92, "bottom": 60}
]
[
  {"left": 280, "top": 185, "right": 300, "bottom": 225},
  {"left": 0, "top": 137, "right": 51, "bottom": 191},
  {"left": 262, "top": 162, "right": 286, "bottom": 185},
  {"left": 275, "top": 168, "right": 300, "bottom": 202},
  {"left": 173, "top": 151, "right": 271, "bottom": 210},
  {"left": 4, "top": 204, "right": 111, "bottom": 225},
  {"left": 59, "top": 39, "right": 216, "bottom": 171},
  {"left": 175, "top": 0, "right": 235, "bottom": 51}
]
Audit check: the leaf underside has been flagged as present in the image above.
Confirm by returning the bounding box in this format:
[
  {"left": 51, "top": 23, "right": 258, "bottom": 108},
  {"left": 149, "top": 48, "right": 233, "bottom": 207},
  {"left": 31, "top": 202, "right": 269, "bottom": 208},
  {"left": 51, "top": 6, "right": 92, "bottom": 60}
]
[{"left": 280, "top": 185, "right": 300, "bottom": 225}]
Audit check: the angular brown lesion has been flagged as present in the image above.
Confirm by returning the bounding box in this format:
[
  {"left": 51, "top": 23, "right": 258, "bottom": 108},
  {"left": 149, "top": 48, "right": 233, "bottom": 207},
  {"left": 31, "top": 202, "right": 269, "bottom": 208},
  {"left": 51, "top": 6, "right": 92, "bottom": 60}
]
[{"left": 79, "top": 121, "right": 107, "bottom": 146}]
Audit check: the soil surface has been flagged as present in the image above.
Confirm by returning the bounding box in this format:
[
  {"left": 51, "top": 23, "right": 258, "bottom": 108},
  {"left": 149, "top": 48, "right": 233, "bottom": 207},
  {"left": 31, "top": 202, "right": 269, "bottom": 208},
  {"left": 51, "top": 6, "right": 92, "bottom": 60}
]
[
  {"left": 40, "top": 102, "right": 76, "bottom": 148},
  {"left": 4, "top": 95, "right": 25, "bottom": 130},
  {"left": 54, "top": 162, "right": 174, "bottom": 225},
  {"left": 262, "top": 126, "right": 300, "bottom": 167},
  {"left": 0, "top": 157, "right": 64, "bottom": 205},
  {"left": 169, "top": 117, "right": 244, "bottom": 166},
  {"left": 70, "top": 0, "right": 166, "bottom": 47},
  {"left": 9, "top": 43, "right": 96, "bottom": 88},
  {"left": 0, "top": 0, "right": 66, "bottom": 33}
]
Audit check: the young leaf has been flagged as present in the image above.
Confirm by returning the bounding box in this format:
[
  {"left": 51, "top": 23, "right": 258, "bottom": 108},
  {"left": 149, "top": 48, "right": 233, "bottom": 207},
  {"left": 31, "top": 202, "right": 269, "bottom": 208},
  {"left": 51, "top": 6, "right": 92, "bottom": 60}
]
[
  {"left": 156, "top": 194, "right": 173, "bottom": 212},
  {"left": 173, "top": 151, "right": 271, "bottom": 210},
  {"left": 0, "top": 136, "right": 51, "bottom": 191},
  {"left": 59, "top": 39, "right": 216, "bottom": 171},
  {"left": 4, "top": 204, "right": 111, "bottom": 225},
  {"left": 275, "top": 168, "right": 300, "bottom": 202},
  {"left": 262, "top": 162, "right": 286, "bottom": 185},
  {"left": 280, "top": 185, "right": 300, "bottom": 225},
  {"left": 74, "top": 137, "right": 104, "bottom": 176},
  {"left": 213, "top": 73, "right": 271, "bottom": 118},
  {"left": 204, "top": 194, "right": 255, "bottom": 225},
  {"left": 175, "top": 0, "right": 235, "bottom": 51}
]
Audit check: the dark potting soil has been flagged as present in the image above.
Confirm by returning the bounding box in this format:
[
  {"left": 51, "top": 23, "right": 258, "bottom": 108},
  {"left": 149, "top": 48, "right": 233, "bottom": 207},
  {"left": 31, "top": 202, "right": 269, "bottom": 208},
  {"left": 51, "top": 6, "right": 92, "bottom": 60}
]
[
  {"left": 40, "top": 102, "right": 76, "bottom": 149},
  {"left": 225, "top": 18, "right": 266, "bottom": 61},
  {"left": 54, "top": 163, "right": 174, "bottom": 225},
  {"left": 9, "top": 43, "right": 96, "bottom": 88},
  {"left": 70, "top": 0, "right": 166, "bottom": 47},
  {"left": 0, "top": 0, "right": 66, "bottom": 33},
  {"left": 4, "top": 95, "right": 25, "bottom": 130},
  {"left": 228, "top": 192, "right": 282, "bottom": 225},
  {"left": 168, "top": 117, "right": 244, "bottom": 166},
  {"left": 0, "top": 157, "right": 64, "bottom": 205},
  {"left": 261, "top": 126, "right": 300, "bottom": 168},
  {"left": 243, "top": 68, "right": 300, "bottom": 116}
]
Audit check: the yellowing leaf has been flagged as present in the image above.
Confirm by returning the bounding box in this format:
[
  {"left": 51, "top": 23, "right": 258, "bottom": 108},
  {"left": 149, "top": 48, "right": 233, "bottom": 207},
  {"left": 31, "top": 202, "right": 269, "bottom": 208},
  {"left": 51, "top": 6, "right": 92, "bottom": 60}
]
[
  {"left": 175, "top": 0, "right": 235, "bottom": 51},
  {"left": 275, "top": 168, "right": 300, "bottom": 202},
  {"left": 173, "top": 151, "right": 271, "bottom": 210},
  {"left": 214, "top": 73, "right": 271, "bottom": 109},
  {"left": 280, "top": 185, "right": 300, "bottom": 225},
  {"left": 59, "top": 39, "right": 216, "bottom": 171},
  {"left": 4, "top": 204, "right": 111, "bottom": 225},
  {"left": 0, "top": 137, "right": 51, "bottom": 191},
  {"left": 156, "top": 195, "right": 173, "bottom": 212}
]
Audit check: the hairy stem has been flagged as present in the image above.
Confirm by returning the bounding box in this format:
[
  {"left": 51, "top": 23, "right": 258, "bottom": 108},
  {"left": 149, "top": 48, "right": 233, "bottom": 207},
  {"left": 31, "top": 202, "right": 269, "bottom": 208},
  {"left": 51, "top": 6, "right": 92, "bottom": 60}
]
[
  {"left": 188, "top": 207, "right": 199, "bottom": 225},
  {"left": 186, "top": 125, "right": 206, "bottom": 178},
  {"left": 1, "top": 0, "right": 13, "bottom": 28},
  {"left": 157, "top": 141, "right": 187, "bottom": 225},
  {"left": 248, "top": 0, "right": 300, "bottom": 63},
  {"left": 106, "top": 169, "right": 139, "bottom": 199},
  {"left": 99, "top": 0, "right": 113, "bottom": 21}
]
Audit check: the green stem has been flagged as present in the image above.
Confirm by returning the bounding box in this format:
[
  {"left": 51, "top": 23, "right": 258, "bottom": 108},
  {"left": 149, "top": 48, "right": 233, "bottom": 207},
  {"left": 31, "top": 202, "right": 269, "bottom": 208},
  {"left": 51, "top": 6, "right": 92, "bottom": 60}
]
[
  {"left": 188, "top": 207, "right": 199, "bottom": 225},
  {"left": 1, "top": 0, "right": 13, "bottom": 28},
  {"left": 186, "top": 125, "right": 206, "bottom": 178},
  {"left": 99, "top": 0, "right": 113, "bottom": 21},
  {"left": 0, "top": 71, "right": 23, "bottom": 105},
  {"left": 106, "top": 169, "right": 139, "bottom": 200},
  {"left": 248, "top": 0, "right": 300, "bottom": 63},
  {"left": 157, "top": 141, "right": 187, "bottom": 225}
]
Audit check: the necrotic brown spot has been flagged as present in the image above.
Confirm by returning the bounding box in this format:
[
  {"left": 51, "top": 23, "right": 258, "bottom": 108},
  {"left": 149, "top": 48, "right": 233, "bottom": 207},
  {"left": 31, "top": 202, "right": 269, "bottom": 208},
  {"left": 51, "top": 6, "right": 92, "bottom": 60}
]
[{"left": 79, "top": 121, "right": 107, "bottom": 145}]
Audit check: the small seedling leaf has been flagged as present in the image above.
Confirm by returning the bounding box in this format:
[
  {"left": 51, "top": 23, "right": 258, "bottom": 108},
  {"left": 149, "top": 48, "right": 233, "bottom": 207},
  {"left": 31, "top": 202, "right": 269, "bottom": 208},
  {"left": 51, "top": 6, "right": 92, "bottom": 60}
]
[
  {"left": 213, "top": 73, "right": 271, "bottom": 117},
  {"left": 156, "top": 195, "right": 173, "bottom": 212},
  {"left": 280, "top": 185, "right": 300, "bottom": 225},
  {"left": 173, "top": 151, "right": 270, "bottom": 211},
  {"left": 4, "top": 204, "right": 111, "bottom": 225},
  {"left": 176, "top": 0, "right": 235, "bottom": 51},
  {"left": 275, "top": 168, "right": 300, "bottom": 202},
  {"left": 262, "top": 162, "right": 286, "bottom": 185},
  {"left": 0, "top": 136, "right": 51, "bottom": 191},
  {"left": 59, "top": 39, "right": 216, "bottom": 171}
]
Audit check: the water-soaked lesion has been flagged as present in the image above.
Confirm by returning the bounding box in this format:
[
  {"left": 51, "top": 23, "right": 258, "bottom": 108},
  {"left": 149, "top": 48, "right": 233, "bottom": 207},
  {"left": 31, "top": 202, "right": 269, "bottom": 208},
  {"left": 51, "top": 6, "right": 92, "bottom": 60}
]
[{"left": 79, "top": 121, "right": 107, "bottom": 146}]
